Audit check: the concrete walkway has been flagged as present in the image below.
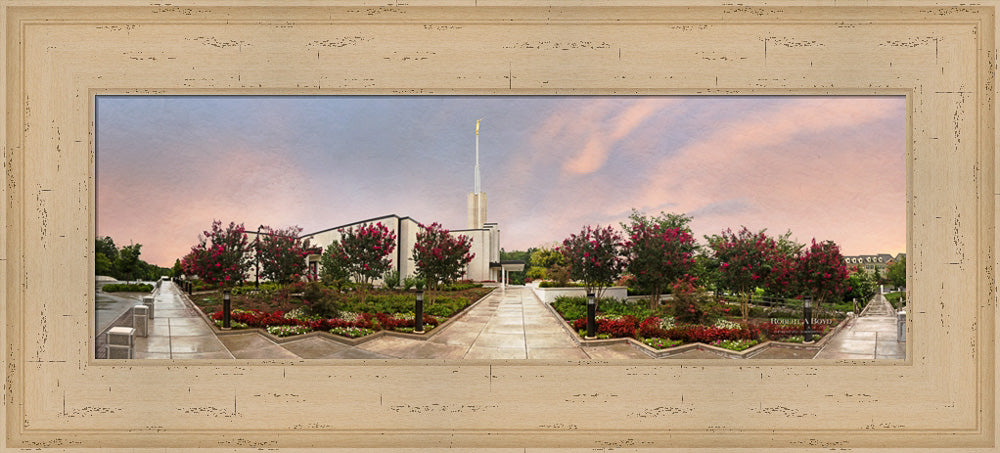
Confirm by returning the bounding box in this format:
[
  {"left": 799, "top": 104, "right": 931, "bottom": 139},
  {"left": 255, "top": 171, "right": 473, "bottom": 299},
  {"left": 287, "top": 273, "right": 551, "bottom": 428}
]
[
  {"left": 132, "top": 281, "right": 235, "bottom": 359},
  {"left": 282, "top": 285, "right": 595, "bottom": 359},
  {"left": 117, "top": 283, "right": 854, "bottom": 360},
  {"left": 814, "top": 293, "right": 905, "bottom": 359}
]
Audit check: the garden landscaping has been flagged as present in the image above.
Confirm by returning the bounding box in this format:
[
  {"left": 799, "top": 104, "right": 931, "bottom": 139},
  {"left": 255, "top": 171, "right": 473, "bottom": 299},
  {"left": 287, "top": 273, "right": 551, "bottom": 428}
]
[
  {"left": 187, "top": 281, "right": 494, "bottom": 341},
  {"left": 549, "top": 294, "right": 847, "bottom": 355}
]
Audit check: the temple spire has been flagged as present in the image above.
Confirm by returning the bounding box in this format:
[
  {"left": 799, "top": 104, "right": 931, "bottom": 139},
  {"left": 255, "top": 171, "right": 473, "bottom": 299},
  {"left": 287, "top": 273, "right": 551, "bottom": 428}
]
[
  {"left": 474, "top": 118, "right": 482, "bottom": 194},
  {"left": 468, "top": 119, "right": 487, "bottom": 229}
]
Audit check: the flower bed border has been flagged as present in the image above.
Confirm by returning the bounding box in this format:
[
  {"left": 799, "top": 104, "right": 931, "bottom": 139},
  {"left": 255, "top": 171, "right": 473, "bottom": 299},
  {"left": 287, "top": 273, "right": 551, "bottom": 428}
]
[
  {"left": 534, "top": 288, "right": 853, "bottom": 359},
  {"left": 184, "top": 285, "right": 497, "bottom": 346}
]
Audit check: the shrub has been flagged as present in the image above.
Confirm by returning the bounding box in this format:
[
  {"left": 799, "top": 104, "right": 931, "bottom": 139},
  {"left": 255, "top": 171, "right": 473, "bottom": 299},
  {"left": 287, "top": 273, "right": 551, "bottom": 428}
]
[
  {"left": 383, "top": 269, "right": 400, "bottom": 289},
  {"left": 102, "top": 283, "right": 154, "bottom": 293},
  {"left": 403, "top": 276, "right": 425, "bottom": 291},
  {"left": 298, "top": 281, "right": 343, "bottom": 319},
  {"left": 438, "top": 281, "right": 483, "bottom": 291},
  {"left": 670, "top": 276, "right": 710, "bottom": 324},
  {"left": 539, "top": 281, "right": 586, "bottom": 288},
  {"left": 551, "top": 296, "right": 653, "bottom": 321}
]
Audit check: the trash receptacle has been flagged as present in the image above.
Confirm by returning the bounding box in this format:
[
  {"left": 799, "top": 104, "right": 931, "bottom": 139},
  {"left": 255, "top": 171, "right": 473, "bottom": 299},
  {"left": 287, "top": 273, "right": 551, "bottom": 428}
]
[
  {"left": 133, "top": 304, "right": 149, "bottom": 338},
  {"left": 897, "top": 310, "right": 906, "bottom": 342},
  {"left": 106, "top": 326, "right": 135, "bottom": 359},
  {"left": 142, "top": 295, "right": 155, "bottom": 319}
]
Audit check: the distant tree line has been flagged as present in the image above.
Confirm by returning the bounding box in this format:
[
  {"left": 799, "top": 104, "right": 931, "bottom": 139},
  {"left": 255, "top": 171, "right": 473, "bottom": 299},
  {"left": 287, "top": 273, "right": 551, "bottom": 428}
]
[{"left": 95, "top": 236, "right": 173, "bottom": 283}]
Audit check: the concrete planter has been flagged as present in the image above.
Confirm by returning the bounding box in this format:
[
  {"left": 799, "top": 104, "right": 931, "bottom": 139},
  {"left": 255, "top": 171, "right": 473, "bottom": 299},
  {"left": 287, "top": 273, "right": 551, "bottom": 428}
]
[{"left": 529, "top": 283, "right": 629, "bottom": 303}]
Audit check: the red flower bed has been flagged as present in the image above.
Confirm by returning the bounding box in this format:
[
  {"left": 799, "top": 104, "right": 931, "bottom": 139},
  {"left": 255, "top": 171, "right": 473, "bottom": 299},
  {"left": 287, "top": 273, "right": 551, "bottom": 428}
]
[
  {"left": 211, "top": 309, "right": 299, "bottom": 328},
  {"left": 209, "top": 309, "right": 438, "bottom": 333},
  {"left": 571, "top": 316, "right": 640, "bottom": 338},
  {"left": 577, "top": 315, "right": 758, "bottom": 343},
  {"left": 662, "top": 324, "right": 759, "bottom": 343}
]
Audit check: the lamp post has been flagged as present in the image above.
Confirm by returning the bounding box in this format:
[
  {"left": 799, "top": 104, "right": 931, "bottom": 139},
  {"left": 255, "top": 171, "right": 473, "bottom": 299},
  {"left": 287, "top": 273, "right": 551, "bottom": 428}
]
[
  {"left": 803, "top": 297, "right": 813, "bottom": 343},
  {"left": 222, "top": 289, "right": 232, "bottom": 330},
  {"left": 585, "top": 292, "right": 596, "bottom": 339},
  {"left": 414, "top": 290, "right": 424, "bottom": 334},
  {"left": 255, "top": 225, "right": 263, "bottom": 290}
]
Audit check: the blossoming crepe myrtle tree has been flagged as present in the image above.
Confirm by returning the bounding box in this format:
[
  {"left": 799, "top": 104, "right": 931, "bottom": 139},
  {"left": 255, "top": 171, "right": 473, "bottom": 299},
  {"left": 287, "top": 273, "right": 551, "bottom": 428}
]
[
  {"left": 559, "top": 224, "right": 624, "bottom": 306},
  {"left": 413, "top": 222, "right": 475, "bottom": 302},
  {"left": 181, "top": 220, "right": 252, "bottom": 287},
  {"left": 255, "top": 225, "right": 314, "bottom": 284},
  {"left": 338, "top": 222, "right": 396, "bottom": 303},
  {"left": 706, "top": 227, "right": 781, "bottom": 321},
  {"left": 793, "top": 239, "right": 850, "bottom": 306},
  {"left": 318, "top": 240, "right": 350, "bottom": 290},
  {"left": 622, "top": 211, "right": 697, "bottom": 311}
]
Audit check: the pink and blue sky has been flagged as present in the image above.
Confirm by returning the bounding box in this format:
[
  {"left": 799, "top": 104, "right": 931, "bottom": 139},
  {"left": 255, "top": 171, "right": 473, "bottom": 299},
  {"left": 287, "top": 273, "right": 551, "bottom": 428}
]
[{"left": 97, "top": 96, "right": 906, "bottom": 267}]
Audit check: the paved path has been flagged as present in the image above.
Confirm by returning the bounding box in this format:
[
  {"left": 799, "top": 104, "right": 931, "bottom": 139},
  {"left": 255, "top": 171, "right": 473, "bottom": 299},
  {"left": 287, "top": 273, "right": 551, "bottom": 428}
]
[
  {"left": 296, "top": 285, "right": 591, "bottom": 359},
  {"left": 131, "top": 281, "right": 235, "bottom": 359},
  {"left": 814, "top": 293, "right": 905, "bottom": 360},
  {"left": 105, "top": 283, "right": 864, "bottom": 360}
]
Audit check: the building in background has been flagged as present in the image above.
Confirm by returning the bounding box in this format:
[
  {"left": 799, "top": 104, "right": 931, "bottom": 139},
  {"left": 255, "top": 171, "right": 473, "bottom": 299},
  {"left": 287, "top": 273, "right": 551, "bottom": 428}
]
[
  {"left": 843, "top": 253, "right": 905, "bottom": 277},
  {"left": 264, "top": 120, "right": 503, "bottom": 284}
]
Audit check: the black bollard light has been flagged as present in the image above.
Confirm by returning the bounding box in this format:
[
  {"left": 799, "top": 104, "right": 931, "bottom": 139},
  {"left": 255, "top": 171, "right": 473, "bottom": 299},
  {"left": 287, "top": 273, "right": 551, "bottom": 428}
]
[
  {"left": 585, "top": 292, "right": 596, "bottom": 339},
  {"left": 414, "top": 290, "right": 424, "bottom": 334},
  {"left": 222, "top": 289, "right": 231, "bottom": 330},
  {"left": 803, "top": 297, "right": 813, "bottom": 342},
  {"left": 187, "top": 281, "right": 192, "bottom": 295}
]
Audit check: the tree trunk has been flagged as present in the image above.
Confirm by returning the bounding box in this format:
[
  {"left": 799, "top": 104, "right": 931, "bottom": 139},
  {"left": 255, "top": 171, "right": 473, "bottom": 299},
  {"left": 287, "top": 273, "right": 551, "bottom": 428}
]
[
  {"left": 742, "top": 292, "right": 750, "bottom": 321},
  {"left": 649, "top": 285, "right": 661, "bottom": 312}
]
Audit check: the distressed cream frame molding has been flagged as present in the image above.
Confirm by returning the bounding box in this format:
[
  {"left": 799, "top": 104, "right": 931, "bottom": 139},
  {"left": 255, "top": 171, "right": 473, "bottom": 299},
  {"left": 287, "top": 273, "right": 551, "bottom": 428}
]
[{"left": 2, "top": 1, "right": 997, "bottom": 450}]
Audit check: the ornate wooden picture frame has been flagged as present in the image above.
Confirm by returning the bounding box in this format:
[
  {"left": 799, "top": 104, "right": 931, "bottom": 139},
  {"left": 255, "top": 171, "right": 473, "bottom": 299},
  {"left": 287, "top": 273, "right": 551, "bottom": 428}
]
[{"left": 2, "top": 2, "right": 996, "bottom": 449}]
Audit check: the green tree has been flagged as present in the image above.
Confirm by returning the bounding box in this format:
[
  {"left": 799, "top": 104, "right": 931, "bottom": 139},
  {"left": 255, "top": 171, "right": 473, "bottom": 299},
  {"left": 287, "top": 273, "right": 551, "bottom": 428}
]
[
  {"left": 559, "top": 224, "right": 623, "bottom": 303},
  {"left": 526, "top": 246, "right": 566, "bottom": 281},
  {"left": 886, "top": 255, "right": 906, "bottom": 289},
  {"left": 319, "top": 240, "right": 351, "bottom": 289},
  {"left": 95, "top": 252, "right": 114, "bottom": 277},
  {"left": 413, "top": 222, "right": 475, "bottom": 300},
  {"left": 171, "top": 259, "right": 183, "bottom": 278},
  {"left": 95, "top": 236, "right": 119, "bottom": 279},
  {"left": 844, "top": 265, "right": 878, "bottom": 306},
  {"left": 499, "top": 248, "right": 531, "bottom": 285},
  {"left": 116, "top": 243, "right": 143, "bottom": 284},
  {"left": 96, "top": 236, "right": 119, "bottom": 262}
]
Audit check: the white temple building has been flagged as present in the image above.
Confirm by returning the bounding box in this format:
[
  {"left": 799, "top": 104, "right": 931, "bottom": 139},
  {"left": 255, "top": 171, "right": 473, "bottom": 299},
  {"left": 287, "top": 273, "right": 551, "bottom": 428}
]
[{"left": 290, "top": 120, "right": 502, "bottom": 284}]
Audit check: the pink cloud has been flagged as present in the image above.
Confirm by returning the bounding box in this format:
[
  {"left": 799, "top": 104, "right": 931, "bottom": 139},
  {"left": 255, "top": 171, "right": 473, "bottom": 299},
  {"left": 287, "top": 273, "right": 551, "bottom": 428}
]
[
  {"left": 98, "top": 146, "right": 311, "bottom": 266},
  {"left": 561, "top": 98, "right": 683, "bottom": 175},
  {"left": 624, "top": 97, "right": 904, "bottom": 254}
]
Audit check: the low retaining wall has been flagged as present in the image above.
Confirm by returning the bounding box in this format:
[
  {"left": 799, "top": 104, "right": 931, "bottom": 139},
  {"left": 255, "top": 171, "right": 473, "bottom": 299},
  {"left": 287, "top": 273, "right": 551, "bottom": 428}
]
[
  {"left": 187, "top": 286, "right": 498, "bottom": 347},
  {"left": 529, "top": 284, "right": 629, "bottom": 304}
]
